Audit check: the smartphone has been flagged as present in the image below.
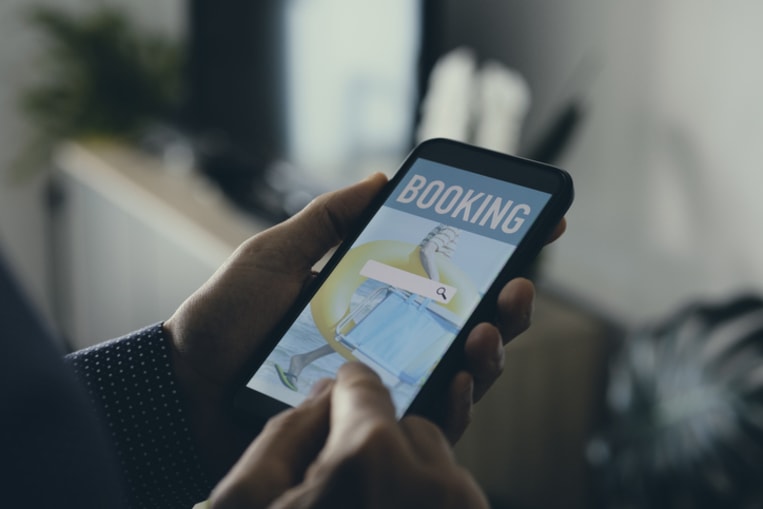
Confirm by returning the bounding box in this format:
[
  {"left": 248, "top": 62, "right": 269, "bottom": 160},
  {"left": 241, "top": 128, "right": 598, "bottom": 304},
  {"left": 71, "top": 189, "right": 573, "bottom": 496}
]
[{"left": 234, "top": 138, "right": 573, "bottom": 422}]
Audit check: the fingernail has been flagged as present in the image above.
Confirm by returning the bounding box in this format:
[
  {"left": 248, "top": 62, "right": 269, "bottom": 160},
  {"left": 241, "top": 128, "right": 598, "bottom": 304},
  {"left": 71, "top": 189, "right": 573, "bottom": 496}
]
[{"left": 307, "top": 378, "right": 332, "bottom": 399}]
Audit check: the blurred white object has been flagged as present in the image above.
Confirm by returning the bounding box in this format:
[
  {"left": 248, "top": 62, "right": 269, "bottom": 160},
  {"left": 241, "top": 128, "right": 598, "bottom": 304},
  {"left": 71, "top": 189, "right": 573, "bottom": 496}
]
[
  {"left": 284, "top": 0, "right": 420, "bottom": 178},
  {"left": 416, "top": 47, "right": 478, "bottom": 144},
  {"left": 416, "top": 47, "right": 530, "bottom": 155},
  {"left": 473, "top": 61, "right": 531, "bottom": 154}
]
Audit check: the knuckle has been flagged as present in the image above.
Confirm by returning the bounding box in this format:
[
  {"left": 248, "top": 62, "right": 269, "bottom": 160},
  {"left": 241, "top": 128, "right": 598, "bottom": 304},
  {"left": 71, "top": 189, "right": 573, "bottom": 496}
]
[
  {"left": 422, "top": 467, "right": 486, "bottom": 509},
  {"left": 209, "top": 477, "right": 264, "bottom": 509},
  {"left": 451, "top": 468, "right": 488, "bottom": 508},
  {"left": 403, "top": 415, "right": 440, "bottom": 434},
  {"left": 343, "top": 374, "right": 387, "bottom": 398},
  {"left": 334, "top": 422, "right": 401, "bottom": 474},
  {"left": 355, "top": 420, "right": 399, "bottom": 457},
  {"left": 262, "top": 409, "right": 296, "bottom": 434},
  {"left": 209, "top": 455, "right": 296, "bottom": 509}
]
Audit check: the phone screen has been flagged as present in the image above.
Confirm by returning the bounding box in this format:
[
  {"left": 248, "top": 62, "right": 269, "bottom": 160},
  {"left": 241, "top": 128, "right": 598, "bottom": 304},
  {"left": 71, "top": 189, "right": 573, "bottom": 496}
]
[{"left": 243, "top": 155, "right": 555, "bottom": 417}]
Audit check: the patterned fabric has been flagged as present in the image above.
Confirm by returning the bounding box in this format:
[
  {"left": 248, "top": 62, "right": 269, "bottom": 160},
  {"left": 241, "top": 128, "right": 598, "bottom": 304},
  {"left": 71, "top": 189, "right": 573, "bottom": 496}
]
[{"left": 66, "top": 324, "right": 214, "bottom": 509}]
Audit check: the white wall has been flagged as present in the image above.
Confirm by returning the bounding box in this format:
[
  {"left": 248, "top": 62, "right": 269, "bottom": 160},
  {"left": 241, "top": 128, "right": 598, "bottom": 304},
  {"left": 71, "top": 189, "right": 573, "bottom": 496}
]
[
  {"left": 441, "top": 1, "right": 763, "bottom": 325},
  {"left": 541, "top": 1, "right": 763, "bottom": 324},
  {"left": 0, "top": 0, "right": 183, "bottom": 331}
]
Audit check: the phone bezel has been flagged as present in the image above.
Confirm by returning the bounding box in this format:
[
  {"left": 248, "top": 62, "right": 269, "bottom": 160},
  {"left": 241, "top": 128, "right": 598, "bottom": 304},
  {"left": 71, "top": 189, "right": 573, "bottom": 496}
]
[{"left": 233, "top": 138, "right": 574, "bottom": 424}]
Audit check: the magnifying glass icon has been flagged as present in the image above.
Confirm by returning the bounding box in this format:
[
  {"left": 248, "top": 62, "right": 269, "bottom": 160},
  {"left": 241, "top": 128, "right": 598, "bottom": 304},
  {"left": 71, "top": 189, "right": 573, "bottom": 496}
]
[{"left": 359, "top": 260, "right": 457, "bottom": 303}]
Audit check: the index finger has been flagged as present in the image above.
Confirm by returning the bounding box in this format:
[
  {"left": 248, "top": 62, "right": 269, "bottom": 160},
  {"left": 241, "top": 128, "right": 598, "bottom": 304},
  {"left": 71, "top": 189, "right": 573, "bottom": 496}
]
[
  {"left": 324, "top": 363, "right": 398, "bottom": 451},
  {"left": 208, "top": 383, "right": 333, "bottom": 508}
]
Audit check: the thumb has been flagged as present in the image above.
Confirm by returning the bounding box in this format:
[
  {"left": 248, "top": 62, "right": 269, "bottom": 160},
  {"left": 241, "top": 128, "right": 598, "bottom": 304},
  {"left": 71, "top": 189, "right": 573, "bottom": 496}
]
[{"left": 265, "top": 172, "right": 388, "bottom": 270}]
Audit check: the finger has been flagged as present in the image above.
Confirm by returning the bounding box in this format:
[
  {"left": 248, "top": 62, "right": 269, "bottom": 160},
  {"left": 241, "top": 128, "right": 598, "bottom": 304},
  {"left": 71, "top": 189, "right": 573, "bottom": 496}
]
[
  {"left": 274, "top": 366, "right": 487, "bottom": 509},
  {"left": 278, "top": 364, "right": 400, "bottom": 508},
  {"left": 308, "top": 362, "right": 401, "bottom": 472},
  {"left": 495, "top": 277, "right": 535, "bottom": 342},
  {"left": 399, "top": 415, "right": 455, "bottom": 463},
  {"left": 256, "top": 172, "right": 388, "bottom": 272},
  {"left": 327, "top": 363, "right": 398, "bottom": 446},
  {"left": 441, "top": 371, "right": 474, "bottom": 443},
  {"left": 208, "top": 383, "right": 333, "bottom": 509},
  {"left": 462, "top": 278, "right": 533, "bottom": 404},
  {"left": 463, "top": 323, "right": 505, "bottom": 403},
  {"left": 546, "top": 218, "right": 567, "bottom": 244}
]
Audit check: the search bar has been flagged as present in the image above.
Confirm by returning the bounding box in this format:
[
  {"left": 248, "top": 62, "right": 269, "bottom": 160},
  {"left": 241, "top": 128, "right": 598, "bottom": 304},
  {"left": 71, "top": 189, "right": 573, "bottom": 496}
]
[{"left": 360, "top": 259, "right": 457, "bottom": 304}]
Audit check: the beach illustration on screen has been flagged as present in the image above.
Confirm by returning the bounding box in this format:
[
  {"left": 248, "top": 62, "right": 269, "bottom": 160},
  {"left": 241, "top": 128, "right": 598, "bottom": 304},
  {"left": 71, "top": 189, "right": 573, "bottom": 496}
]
[{"left": 247, "top": 207, "right": 514, "bottom": 415}]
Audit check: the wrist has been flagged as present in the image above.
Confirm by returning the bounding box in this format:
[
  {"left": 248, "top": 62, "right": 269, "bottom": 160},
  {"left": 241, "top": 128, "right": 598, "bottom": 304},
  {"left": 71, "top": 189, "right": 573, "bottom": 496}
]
[{"left": 162, "top": 321, "right": 257, "bottom": 481}]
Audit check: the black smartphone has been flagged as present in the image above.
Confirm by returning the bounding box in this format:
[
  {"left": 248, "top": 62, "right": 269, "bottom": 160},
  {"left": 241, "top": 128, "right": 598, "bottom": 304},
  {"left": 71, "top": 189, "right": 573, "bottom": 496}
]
[{"left": 234, "top": 138, "right": 573, "bottom": 422}]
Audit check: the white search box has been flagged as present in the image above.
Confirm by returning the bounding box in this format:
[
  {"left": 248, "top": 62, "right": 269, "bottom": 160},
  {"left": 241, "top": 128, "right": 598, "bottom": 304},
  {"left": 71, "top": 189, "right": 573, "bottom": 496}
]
[{"left": 360, "top": 259, "right": 457, "bottom": 304}]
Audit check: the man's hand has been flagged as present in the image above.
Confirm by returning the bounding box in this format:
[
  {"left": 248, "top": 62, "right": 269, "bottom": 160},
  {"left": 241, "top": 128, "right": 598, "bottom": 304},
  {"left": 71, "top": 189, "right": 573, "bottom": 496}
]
[
  {"left": 164, "top": 172, "right": 565, "bottom": 477},
  {"left": 208, "top": 363, "right": 490, "bottom": 509}
]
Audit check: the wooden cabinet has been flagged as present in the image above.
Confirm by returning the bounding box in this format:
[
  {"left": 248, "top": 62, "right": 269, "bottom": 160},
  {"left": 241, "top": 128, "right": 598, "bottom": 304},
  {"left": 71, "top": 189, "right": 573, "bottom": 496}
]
[{"left": 52, "top": 141, "right": 268, "bottom": 349}]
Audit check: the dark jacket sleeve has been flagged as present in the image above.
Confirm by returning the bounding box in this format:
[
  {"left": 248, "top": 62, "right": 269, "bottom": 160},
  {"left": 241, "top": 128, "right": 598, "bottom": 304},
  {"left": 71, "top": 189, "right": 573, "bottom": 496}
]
[
  {"left": 66, "top": 324, "right": 215, "bottom": 509},
  {"left": 1, "top": 250, "right": 128, "bottom": 508}
]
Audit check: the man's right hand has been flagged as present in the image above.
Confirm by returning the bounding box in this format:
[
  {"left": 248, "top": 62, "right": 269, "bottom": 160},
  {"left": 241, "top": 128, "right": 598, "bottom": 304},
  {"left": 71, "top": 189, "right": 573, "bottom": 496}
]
[{"left": 208, "top": 362, "right": 489, "bottom": 509}]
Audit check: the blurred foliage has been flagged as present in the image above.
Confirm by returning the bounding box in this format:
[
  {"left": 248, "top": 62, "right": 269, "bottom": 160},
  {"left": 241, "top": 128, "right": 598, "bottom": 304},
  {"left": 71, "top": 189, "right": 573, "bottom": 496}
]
[
  {"left": 12, "top": 4, "right": 184, "bottom": 179},
  {"left": 589, "top": 294, "right": 763, "bottom": 508}
]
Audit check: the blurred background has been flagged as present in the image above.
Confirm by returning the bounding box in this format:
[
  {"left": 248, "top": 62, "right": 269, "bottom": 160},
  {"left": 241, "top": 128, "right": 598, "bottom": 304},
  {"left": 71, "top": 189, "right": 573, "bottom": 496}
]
[{"left": 3, "top": 1, "right": 763, "bottom": 507}]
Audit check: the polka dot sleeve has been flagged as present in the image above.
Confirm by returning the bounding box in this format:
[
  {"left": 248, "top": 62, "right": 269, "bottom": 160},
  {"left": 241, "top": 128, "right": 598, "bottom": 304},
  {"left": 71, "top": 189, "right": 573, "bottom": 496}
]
[{"left": 66, "top": 324, "right": 214, "bottom": 509}]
